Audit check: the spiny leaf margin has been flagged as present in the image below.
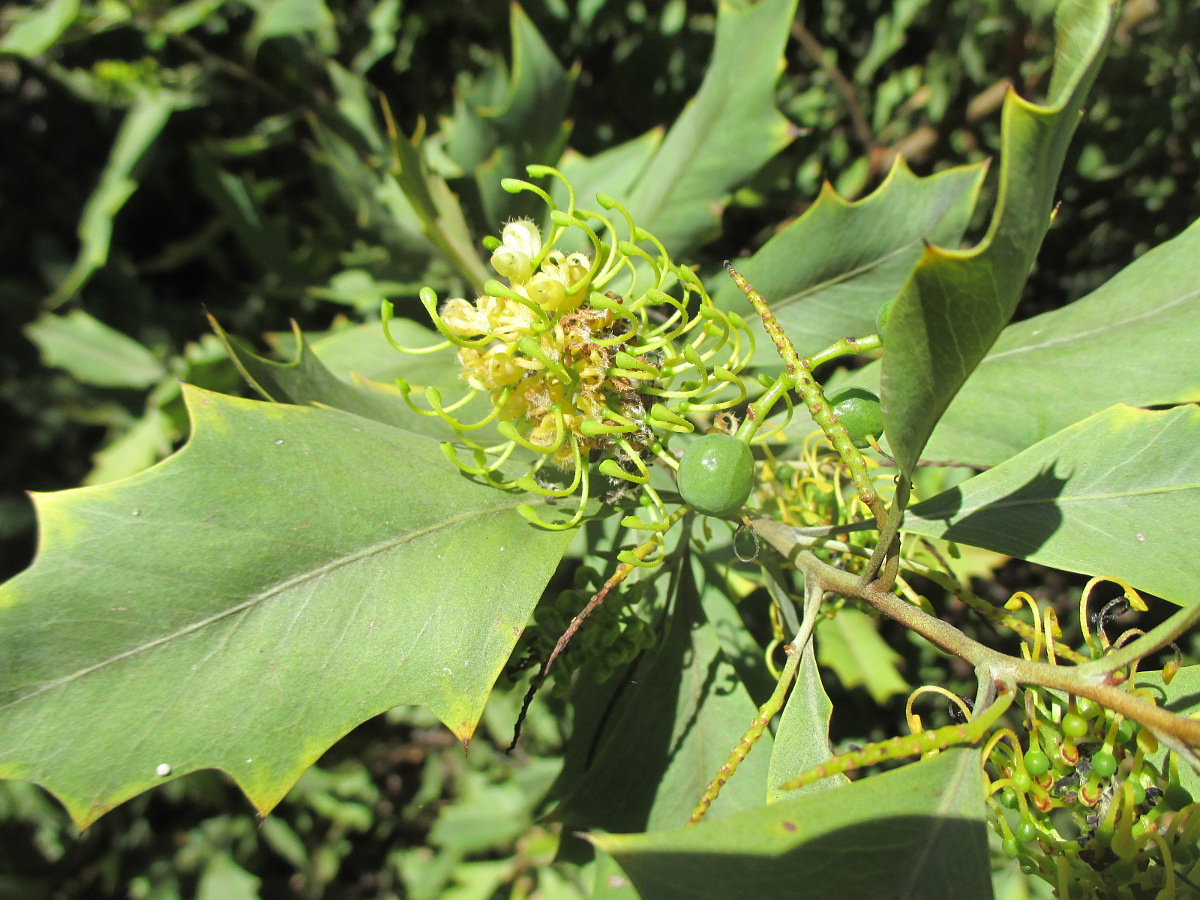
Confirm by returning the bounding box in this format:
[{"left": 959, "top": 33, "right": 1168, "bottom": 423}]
[
  {"left": 880, "top": 0, "right": 1119, "bottom": 476},
  {"left": 0, "top": 387, "right": 574, "bottom": 828}
]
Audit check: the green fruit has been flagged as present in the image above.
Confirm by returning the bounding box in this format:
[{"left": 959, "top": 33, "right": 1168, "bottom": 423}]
[
  {"left": 677, "top": 432, "right": 754, "bottom": 517},
  {"left": 1062, "top": 712, "right": 1089, "bottom": 738},
  {"left": 1015, "top": 821, "right": 1039, "bottom": 844},
  {"left": 875, "top": 298, "right": 894, "bottom": 336},
  {"left": 1075, "top": 697, "right": 1100, "bottom": 719},
  {"left": 1024, "top": 750, "right": 1051, "bottom": 777},
  {"left": 827, "top": 387, "right": 885, "bottom": 448},
  {"left": 1090, "top": 750, "right": 1117, "bottom": 778}
]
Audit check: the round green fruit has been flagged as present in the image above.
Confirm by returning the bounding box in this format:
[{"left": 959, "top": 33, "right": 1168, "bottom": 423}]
[
  {"left": 1090, "top": 750, "right": 1117, "bottom": 778},
  {"left": 1062, "top": 712, "right": 1089, "bottom": 739},
  {"left": 875, "top": 298, "right": 894, "bottom": 336},
  {"left": 827, "top": 387, "right": 885, "bottom": 448},
  {"left": 677, "top": 432, "right": 754, "bottom": 517},
  {"left": 1024, "top": 750, "right": 1051, "bottom": 777}
]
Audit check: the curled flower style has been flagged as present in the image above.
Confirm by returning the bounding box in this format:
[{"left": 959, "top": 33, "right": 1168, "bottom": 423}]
[{"left": 383, "top": 166, "right": 753, "bottom": 560}]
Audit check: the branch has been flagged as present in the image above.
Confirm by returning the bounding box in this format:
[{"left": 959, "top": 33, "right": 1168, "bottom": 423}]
[{"left": 752, "top": 516, "right": 1200, "bottom": 749}]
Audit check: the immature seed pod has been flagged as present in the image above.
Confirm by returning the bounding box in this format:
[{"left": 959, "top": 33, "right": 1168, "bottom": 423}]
[
  {"left": 827, "top": 386, "right": 885, "bottom": 449},
  {"left": 677, "top": 432, "right": 754, "bottom": 517}
]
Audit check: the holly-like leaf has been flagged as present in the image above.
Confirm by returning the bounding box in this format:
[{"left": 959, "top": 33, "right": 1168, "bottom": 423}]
[
  {"left": 0, "top": 388, "right": 574, "bottom": 828},
  {"left": 625, "top": 0, "right": 799, "bottom": 255},
  {"left": 719, "top": 158, "right": 987, "bottom": 361},
  {"left": 920, "top": 213, "right": 1200, "bottom": 466},
  {"left": 592, "top": 748, "right": 991, "bottom": 900},
  {"left": 833, "top": 212, "right": 1200, "bottom": 467},
  {"left": 443, "top": 4, "right": 576, "bottom": 227},
  {"left": 903, "top": 404, "right": 1200, "bottom": 606},
  {"left": 880, "top": 0, "right": 1119, "bottom": 475}
]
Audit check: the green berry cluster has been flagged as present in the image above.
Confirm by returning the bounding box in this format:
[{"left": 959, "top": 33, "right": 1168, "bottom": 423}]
[{"left": 986, "top": 691, "right": 1199, "bottom": 898}]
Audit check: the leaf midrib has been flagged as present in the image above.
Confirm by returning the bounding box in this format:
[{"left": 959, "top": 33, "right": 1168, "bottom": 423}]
[{"left": 2, "top": 498, "right": 534, "bottom": 711}]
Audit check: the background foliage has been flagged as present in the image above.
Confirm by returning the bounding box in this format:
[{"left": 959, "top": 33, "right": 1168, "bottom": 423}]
[{"left": 2, "top": 0, "right": 1198, "bottom": 896}]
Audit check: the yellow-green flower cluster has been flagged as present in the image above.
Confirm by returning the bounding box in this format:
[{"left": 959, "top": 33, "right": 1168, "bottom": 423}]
[{"left": 384, "top": 167, "right": 752, "bottom": 550}]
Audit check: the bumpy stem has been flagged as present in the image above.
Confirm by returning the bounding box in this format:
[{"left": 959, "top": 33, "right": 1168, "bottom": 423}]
[
  {"left": 688, "top": 644, "right": 802, "bottom": 824},
  {"left": 726, "top": 264, "right": 887, "bottom": 529},
  {"left": 779, "top": 683, "right": 1015, "bottom": 791},
  {"left": 689, "top": 580, "right": 824, "bottom": 824},
  {"left": 752, "top": 516, "right": 1200, "bottom": 752}
]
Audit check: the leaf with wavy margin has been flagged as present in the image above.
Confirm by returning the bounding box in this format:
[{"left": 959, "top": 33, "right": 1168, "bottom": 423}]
[
  {"left": 880, "top": 0, "right": 1119, "bottom": 475},
  {"left": 0, "top": 388, "right": 574, "bottom": 828}
]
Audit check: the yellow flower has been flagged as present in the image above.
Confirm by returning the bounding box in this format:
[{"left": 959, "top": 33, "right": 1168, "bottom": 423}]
[{"left": 386, "top": 166, "right": 753, "bottom": 547}]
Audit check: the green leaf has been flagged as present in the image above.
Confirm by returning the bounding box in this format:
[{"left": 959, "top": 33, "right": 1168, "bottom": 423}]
[
  {"left": 481, "top": 7, "right": 575, "bottom": 168},
  {"left": 551, "top": 553, "right": 771, "bottom": 833},
  {"left": 49, "top": 90, "right": 179, "bottom": 307},
  {"left": 903, "top": 404, "right": 1200, "bottom": 606},
  {"left": 626, "top": 0, "right": 799, "bottom": 254},
  {"left": 815, "top": 608, "right": 910, "bottom": 705},
  {"left": 919, "top": 214, "right": 1200, "bottom": 466},
  {"left": 190, "top": 153, "right": 304, "bottom": 283},
  {"left": 720, "top": 159, "right": 987, "bottom": 361},
  {"left": 308, "top": 319, "right": 461, "bottom": 386},
  {"left": 387, "top": 121, "right": 491, "bottom": 294},
  {"left": 1136, "top": 667, "right": 1200, "bottom": 802},
  {"left": 835, "top": 213, "right": 1200, "bottom": 467},
  {"left": 0, "top": 0, "right": 79, "bottom": 57},
  {"left": 592, "top": 748, "right": 992, "bottom": 900},
  {"left": 0, "top": 388, "right": 575, "bottom": 828},
  {"left": 766, "top": 640, "right": 846, "bottom": 803},
  {"left": 557, "top": 129, "right": 663, "bottom": 221},
  {"left": 197, "top": 853, "right": 261, "bottom": 900},
  {"left": 26, "top": 310, "right": 166, "bottom": 388},
  {"left": 591, "top": 848, "right": 642, "bottom": 900},
  {"left": 693, "top": 554, "right": 774, "bottom": 701},
  {"left": 880, "top": 0, "right": 1119, "bottom": 475},
  {"left": 211, "top": 317, "right": 462, "bottom": 440},
  {"left": 245, "top": 0, "right": 336, "bottom": 51},
  {"left": 157, "top": 0, "right": 233, "bottom": 36},
  {"left": 85, "top": 408, "right": 173, "bottom": 485},
  {"left": 443, "top": 4, "right": 576, "bottom": 226}
]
